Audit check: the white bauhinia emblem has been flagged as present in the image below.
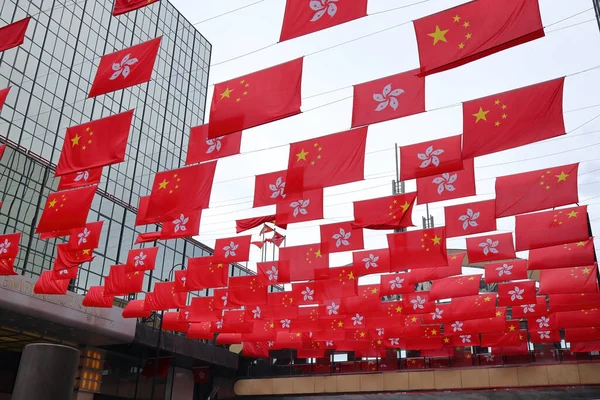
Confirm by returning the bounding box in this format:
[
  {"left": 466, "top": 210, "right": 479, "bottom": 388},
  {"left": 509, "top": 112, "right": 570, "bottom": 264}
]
[
  {"left": 459, "top": 208, "right": 479, "bottom": 231},
  {"left": 326, "top": 301, "right": 339, "bottom": 315},
  {"left": 521, "top": 304, "right": 536, "bottom": 314},
  {"left": 134, "top": 251, "right": 146, "bottom": 267},
  {"left": 376, "top": 328, "right": 385, "bottom": 337},
  {"left": 508, "top": 286, "right": 524, "bottom": 302},
  {"left": 280, "top": 319, "right": 291, "bottom": 329},
  {"left": 75, "top": 170, "right": 89, "bottom": 182},
  {"left": 483, "top": 354, "right": 495, "bottom": 362},
  {"left": 433, "top": 173, "right": 457, "bottom": 195},
  {"left": 267, "top": 341, "right": 275, "bottom": 348},
  {"left": 173, "top": 214, "right": 189, "bottom": 233},
  {"left": 223, "top": 241, "right": 238, "bottom": 258},
  {"left": 184, "top": 311, "right": 190, "bottom": 320},
  {"left": 496, "top": 263, "right": 513, "bottom": 277},
  {"left": 221, "top": 293, "right": 228, "bottom": 307},
  {"left": 206, "top": 136, "right": 225, "bottom": 154},
  {"left": 180, "top": 276, "right": 187, "bottom": 288},
  {"left": 216, "top": 319, "right": 223, "bottom": 329},
  {"left": 332, "top": 228, "right": 351, "bottom": 248},
  {"left": 410, "top": 295, "right": 425, "bottom": 310},
  {"left": 389, "top": 277, "right": 404, "bottom": 290},
  {"left": 373, "top": 83, "right": 405, "bottom": 112},
  {"left": 479, "top": 238, "right": 499, "bottom": 256},
  {"left": 59, "top": 269, "right": 69, "bottom": 276},
  {"left": 538, "top": 331, "right": 551, "bottom": 340},
  {"left": 110, "top": 54, "right": 138, "bottom": 80},
  {"left": 290, "top": 199, "right": 310, "bottom": 218},
  {"left": 362, "top": 254, "right": 379, "bottom": 270},
  {"left": 310, "top": 0, "right": 338, "bottom": 22},
  {"left": 269, "top": 177, "right": 286, "bottom": 199},
  {"left": 536, "top": 316, "right": 550, "bottom": 329},
  {"left": 0, "top": 239, "right": 11, "bottom": 256},
  {"left": 325, "top": 341, "right": 334, "bottom": 347},
  {"left": 302, "top": 287, "right": 314, "bottom": 301},
  {"left": 460, "top": 335, "right": 471, "bottom": 344},
  {"left": 389, "top": 338, "right": 400, "bottom": 346},
  {"left": 418, "top": 146, "right": 444, "bottom": 168},
  {"left": 266, "top": 266, "right": 278, "bottom": 281},
  {"left": 452, "top": 321, "right": 463, "bottom": 332},
  {"left": 252, "top": 306, "right": 261, "bottom": 319},
  {"left": 351, "top": 313, "right": 364, "bottom": 326},
  {"left": 431, "top": 308, "right": 444, "bottom": 320}
]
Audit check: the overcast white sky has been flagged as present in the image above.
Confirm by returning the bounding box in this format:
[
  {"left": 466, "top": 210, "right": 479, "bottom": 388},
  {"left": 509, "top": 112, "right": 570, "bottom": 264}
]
[{"left": 170, "top": 0, "right": 600, "bottom": 279}]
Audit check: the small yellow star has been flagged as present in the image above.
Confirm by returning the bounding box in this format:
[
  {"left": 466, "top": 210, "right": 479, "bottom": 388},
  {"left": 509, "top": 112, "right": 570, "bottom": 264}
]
[
  {"left": 444, "top": 338, "right": 450, "bottom": 343},
  {"left": 411, "top": 317, "right": 417, "bottom": 323},
  {"left": 484, "top": 296, "right": 491, "bottom": 302},
  {"left": 495, "top": 311, "right": 502, "bottom": 317},
  {"left": 371, "top": 288, "right": 378, "bottom": 294},
  {"left": 568, "top": 211, "right": 579, "bottom": 218},
  {"left": 377, "top": 339, "right": 383, "bottom": 345},
  {"left": 473, "top": 107, "right": 490, "bottom": 123},
  {"left": 296, "top": 148, "right": 309, "bottom": 162},
  {"left": 494, "top": 100, "right": 501, "bottom": 106},
  {"left": 555, "top": 171, "right": 569, "bottom": 182},
  {"left": 360, "top": 332, "right": 366, "bottom": 338},
  {"left": 337, "top": 321, "right": 344, "bottom": 327},
  {"left": 458, "top": 42, "right": 465, "bottom": 49},
  {"left": 453, "top": 15, "right": 461, "bottom": 23},
  {"left": 466, "top": 33, "right": 472, "bottom": 39},
  {"left": 502, "top": 104, "right": 507, "bottom": 110},
  {"left": 431, "top": 329, "right": 437, "bottom": 335},
  {"left": 502, "top": 113, "right": 507, "bottom": 119},
  {"left": 347, "top": 272, "right": 355, "bottom": 280},
  {"left": 463, "top": 21, "right": 470, "bottom": 28},
  {"left": 82, "top": 249, "right": 91, "bottom": 255},
  {"left": 495, "top": 121, "right": 501, "bottom": 127},
  {"left": 468, "top": 277, "right": 475, "bottom": 281},
  {"left": 82, "top": 146, "right": 87, "bottom": 151},
  {"left": 395, "top": 306, "right": 402, "bottom": 313},
  {"left": 219, "top": 87, "right": 234, "bottom": 100},
  {"left": 428, "top": 25, "right": 449, "bottom": 45},
  {"left": 158, "top": 179, "right": 169, "bottom": 189},
  {"left": 71, "top": 134, "right": 81, "bottom": 146},
  {"left": 236, "top": 98, "right": 241, "bottom": 103},
  {"left": 431, "top": 235, "right": 442, "bottom": 245}
]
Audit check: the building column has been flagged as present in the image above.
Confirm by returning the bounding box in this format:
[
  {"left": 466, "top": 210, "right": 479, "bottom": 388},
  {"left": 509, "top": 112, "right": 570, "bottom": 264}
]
[
  {"left": 12, "top": 343, "right": 80, "bottom": 400},
  {"left": 165, "top": 367, "right": 194, "bottom": 400}
]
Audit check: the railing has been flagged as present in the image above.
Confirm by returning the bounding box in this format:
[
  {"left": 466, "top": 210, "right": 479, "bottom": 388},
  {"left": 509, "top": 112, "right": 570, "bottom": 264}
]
[{"left": 207, "top": 385, "right": 219, "bottom": 400}]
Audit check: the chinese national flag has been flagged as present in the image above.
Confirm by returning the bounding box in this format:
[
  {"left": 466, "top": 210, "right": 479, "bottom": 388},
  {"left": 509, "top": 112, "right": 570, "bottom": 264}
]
[
  {"left": 515, "top": 205, "right": 589, "bottom": 251},
  {"left": 0, "top": 258, "right": 17, "bottom": 276},
  {"left": 57, "top": 167, "right": 103, "bottom": 191},
  {"left": 67, "top": 221, "right": 103, "bottom": 251},
  {"left": 0, "top": 87, "right": 10, "bottom": 110},
  {"left": 88, "top": 37, "right": 162, "bottom": 98},
  {"left": 227, "top": 276, "right": 268, "bottom": 307},
  {"left": 413, "top": 0, "right": 544, "bottom": 76},
  {"left": 481, "top": 331, "right": 521, "bottom": 348},
  {"left": 280, "top": 243, "right": 329, "bottom": 281},
  {"left": 416, "top": 158, "right": 476, "bottom": 204},
  {"left": 54, "top": 245, "right": 94, "bottom": 269},
  {"left": 253, "top": 170, "right": 287, "bottom": 207},
  {"left": 186, "top": 124, "right": 242, "bottom": 165},
  {"left": 33, "top": 271, "right": 69, "bottom": 295},
  {"left": 275, "top": 188, "right": 323, "bottom": 225},
  {"left": 187, "top": 257, "right": 229, "bottom": 290},
  {"left": 82, "top": 286, "right": 114, "bottom": 308},
  {"left": 0, "top": 233, "right": 20, "bottom": 259},
  {"left": 187, "top": 322, "right": 213, "bottom": 339},
  {"left": 449, "top": 307, "right": 506, "bottom": 334},
  {"left": 286, "top": 127, "right": 368, "bottom": 193},
  {"left": 565, "top": 327, "right": 600, "bottom": 343},
  {"left": 184, "top": 297, "right": 220, "bottom": 322},
  {"left": 411, "top": 252, "right": 465, "bottom": 283},
  {"left": 242, "top": 342, "right": 270, "bottom": 358},
  {"left": 497, "top": 280, "right": 537, "bottom": 306},
  {"left": 462, "top": 78, "right": 565, "bottom": 158},
  {"left": 387, "top": 227, "right": 447, "bottom": 270},
  {"left": 257, "top": 261, "right": 291, "bottom": 285},
  {"left": 538, "top": 265, "right": 599, "bottom": 295},
  {"left": 208, "top": 58, "right": 303, "bottom": 138},
  {"left": 320, "top": 221, "right": 364, "bottom": 254},
  {"left": 159, "top": 211, "right": 201, "bottom": 240},
  {"left": 352, "top": 248, "right": 391, "bottom": 277},
  {"left": 444, "top": 199, "right": 496, "bottom": 238},
  {"left": 0, "top": 17, "right": 30, "bottom": 52},
  {"left": 145, "top": 162, "right": 217, "bottom": 221},
  {"left": 36, "top": 186, "right": 97, "bottom": 233},
  {"left": 314, "top": 273, "right": 358, "bottom": 300},
  {"left": 556, "top": 309, "right": 600, "bottom": 329},
  {"left": 352, "top": 192, "right": 416, "bottom": 230},
  {"left": 148, "top": 282, "right": 187, "bottom": 311},
  {"left": 279, "top": 0, "right": 367, "bottom": 42},
  {"left": 162, "top": 312, "right": 189, "bottom": 333},
  {"left": 528, "top": 238, "right": 595, "bottom": 270},
  {"left": 104, "top": 265, "right": 144, "bottom": 296},
  {"left": 125, "top": 247, "right": 159, "bottom": 272},
  {"left": 400, "top": 135, "right": 463, "bottom": 181},
  {"left": 113, "top": 0, "right": 160, "bottom": 16},
  {"left": 55, "top": 110, "right": 134, "bottom": 176},
  {"left": 135, "top": 196, "right": 168, "bottom": 226},
  {"left": 429, "top": 274, "right": 482, "bottom": 301},
  {"left": 484, "top": 259, "right": 528, "bottom": 284},
  {"left": 511, "top": 296, "right": 547, "bottom": 319},
  {"left": 549, "top": 293, "right": 600, "bottom": 313},
  {"left": 135, "top": 232, "right": 161, "bottom": 244},
  {"left": 351, "top": 69, "right": 425, "bottom": 128},
  {"left": 451, "top": 294, "right": 497, "bottom": 321},
  {"left": 466, "top": 232, "right": 516, "bottom": 263},
  {"left": 122, "top": 299, "right": 151, "bottom": 318},
  {"left": 495, "top": 163, "right": 579, "bottom": 217},
  {"left": 213, "top": 235, "right": 252, "bottom": 263}
]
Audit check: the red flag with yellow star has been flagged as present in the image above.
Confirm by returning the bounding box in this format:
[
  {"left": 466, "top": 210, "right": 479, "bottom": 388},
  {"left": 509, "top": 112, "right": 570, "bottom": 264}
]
[
  {"left": 451, "top": 294, "right": 497, "bottom": 321},
  {"left": 555, "top": 309, "right": 600, "bottom": 329},
  {"left": 146, "top": 282, "right": 186, "bottom": 311},
  {"left": 352, "top": 192, "right": 416, "bottom": 230},
  {"left": 528, "top": 238, "right": 595, "bottom": 270},
  {"left": 56, "top": 110, "right": 134, "bottom": 176},
  {"left": 515, "top": 205, "right": 589, "bottom": 251},
  {"left": 539, "top": 265, "right": 598, "bottom": 295},
  {"left": 54, "top": 244, "right": 94, "bottom": 269},
  {"left": 462, "top": 78, "right": 565, "bottom": 158},
  {"left": 185, "top": 257, "right": 228, "bottom": 290},
  {"left": 314, "top": 268, "right": 358, "bottom": 300},
  {"left": 484, "top": 260, "right": 528, "bottom": 284},
  {"left": 444, "top": 199, "right": 496, "bottom": 238},
  {"left": 146, "top": 162, "right": 217, "bottom": 221},
  {"left": 400, "top": 135, "right": 463, "bottom": 181},
  {"left": 122, "top": 299, "right": 151, "bottom": 319},
  {"left": 416, "top": 158, "right": 476, "bottom": 204},
  {"left": 341, "top": 284, "right": 383, "bottom": 314},
  {"left": 0, "top": 258, "right": 17, "bottom": 276},
  {"left": 549, "top": 293, "right": 600, "bottom": 313},
  {"left": 183, "top": 297, "right": 221, "bottom": 322},
  {"left": 242, "top": 342, "right": 270, "bottom": 358},
  {"left": 497, "top": 280, "right": 537, "bottom": 306},
  {"left": 279, "top": 243, "right": 329, "bottom": 281},
  {"left": 35, "top": 186, "right": 97, "bottom": 233},
  {"left": 104, "top": 265, "right": 144, "bottom": 296},
  {"left": 208, "top": 58, "right": 303, "bottom": 138},
  {"left": 495, "top": 163, "right": 579, "bottom": 217},
  {"left": 387, "top": 227, "right": 447, "bottom": 270},
  {"left": 565, "top": 327, "right": 600, "bottom": 343},
  {"left": 320, "top": 221, "right": 364, "bottom": 254},
  {"left": 429, "top": 274, "right": 482, "bottom": 301},
  {"left": 286, "top": 127, "right": 368, "bottom": 194},
  {"left": 275, "top": 188, "right": 324, "bottom": 225},
  {"left": 227, "top": 276, "right": 268, "bottom": 306},
  {"left": 411, "top": 252, "right": 465, "bottom": 283},
  {"left": 448, "top": 307, "right": 507, "bottom": 335},
  {"left": 466, "top": 232, "right": 516, "bottom": 263},
  {"left": 113, "top": 0, "right": 159, "bottom": 15},
  {"left": 413, "top": 0, "right": 544, "bottom": 76}
]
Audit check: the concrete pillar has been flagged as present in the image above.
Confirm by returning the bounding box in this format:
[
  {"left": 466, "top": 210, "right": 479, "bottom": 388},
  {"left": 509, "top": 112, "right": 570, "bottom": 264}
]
[
  {"left": 165, "top": 367, "right": 195, "bottom": 400},
  {"left": 12, "top": 343, "right": 80, "bottom": 400}
]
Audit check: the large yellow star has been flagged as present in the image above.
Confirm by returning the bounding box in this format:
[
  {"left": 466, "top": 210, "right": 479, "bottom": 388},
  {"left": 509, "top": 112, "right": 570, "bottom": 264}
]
[
  {"left": 337, "top": 321, "right": 344, "bottom": 327},
  {"left": 296, "top": 148, "right": 309, "bottom": 162},
  {"left": 431, "top": 235, "right": 442, "bottom": 245},
  {"left": 555, "top": 171, "right": 569, "bottom": 182},
  {"left": 219, "top": 87, "right": 234, "bottom": 100},
  {"left": 314, "top": 249, "right": 322, "bottom": 258},
  {"left": 583, "top": 267, "right": 591, "bottom": 274},
  {"left": 428, "top": 25, "right": 449, "bottom": 45},
  {"left": 71, "top": 133, "right": 81, "bottom": 146},
  {"left": 401, "top": 201, "right": 411, "bottom": 213},
  {"left": 395, "top": 306, "right": 402, "bottom": 313},
  {"left": 347, "top": 272, "right": 355, "bottom": 280},
  {"left": 577, "top": 241, "right": 586, "bottom": 247},
  {"left": 158, "top": 179, "right": 169, "bottom": 190},
  {"left": 82, "top": 249, "right": 91, "bottom": 255},
  {"left": 508, "top": 325, "right": 516, "bottom": 331},
  {"left": 48, "top": 198, "right": 57, "bottom": 208},
  {"left": 472, "top": 107, "right": 490, "bottom": 123},
  {"left": 568, "top": 211, "right": 579, "bottom": 218}
]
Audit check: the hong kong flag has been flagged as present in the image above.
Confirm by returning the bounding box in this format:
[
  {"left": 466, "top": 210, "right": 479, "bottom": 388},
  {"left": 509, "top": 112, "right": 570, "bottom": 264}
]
[
  {"left": 253, "top": 170, "right": 287, "bottom": 207},
  {"left": 484, "top": 260, "right": 528, "bottom": 284},
  {"left": 0, "top": 233, "right": 21, "bottom": 259},
  {"left": 498, "top": 280, "right": 537, "bottom": 306},
  {"left": 280, "top": 0, "right": 368, "bottom": 42},
  {"left": 0, "top": 17, "right": 30, "bottom": 53},
  {"left": 113, "top": 0, "right": 160, "bottom": 16},
  {"left": 208, "top": 58, "right": 303, "bottom": 138},
  {"left": 125, "top": 247, "right": 159, "bottom": 272},
  {"left": 416, "top": 158, "right": 476, "bottom": 204},
  {"left": 528, "top": 238, "right": 595, "bottom": 270},
  {"left": 413, "top": 0, "right": 544, "bottom": 76},
  {"left": 257, "top": 261, "right": 291, "bottom": 285},
  {"left": 400, "top": 135, "right": 463, "bottom": 181},
  {"left": 33, "top": 271, "right": 69, "bottom": 295},
  {"left": 352, "top": 248, "right": 391, "bottom": 277},
  {"left": 352, "top": 69, "right": 425, "bottom": 128},
  {"left": 352, "top": 192, "right": 416, "bottom": 230},
  {"left": 462, "top": 78, "right": 565, "bottom": 158},
  {"left": 88, "top": 37, "right": 162, "bottom": 98},
  {"left": 36, "top": 186, "right": 97, "bottom": 233},
  {"left": 444, "top": 199, "right": 496, "bottom": 238},
  {"left": 387, "top": 227, "right": 447, "bottom": 270},
  {"left": 0, "top": 87, "right": 10, "bottom": 110},
  {"left": 275, "top": 188, "right": 323, "bottom": 225},
  {"left": 52, "top": 265, "right": 79, "bottom": 280},
  {"left": 320, "top": 221, "right": 364, "bottom": 254},
  {"left": 67, "top": 221, "right": 103, "bottom": 251},
  {"left": 160, "top": 211, "right": 201, "bottom": 240},
  {"left": 511, "top": 296, "right": 547, "bottom": 319},
  {"left": 466, "top": 233, "right": 515, "bottom": 263},
  {"left": 213, "top": 235, "right": 252, "bottom": 263},
  {"left": 57, "top": 167, "right": 103, "bottom": 191},
  {"left": 186, "top": 124, "right": 242, "bottom": 165}
]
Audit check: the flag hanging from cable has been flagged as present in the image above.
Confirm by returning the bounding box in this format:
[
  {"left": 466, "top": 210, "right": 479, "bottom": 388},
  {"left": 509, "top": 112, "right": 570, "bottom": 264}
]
[
  {"left": 0, "top": 17, "right": 30, "bottom": 53},
  {"left": 113, "top": 0, "right": 160, "bottom": 16},
  {"left": 186, "top": 124, "right": 242, "bottom": 165}
]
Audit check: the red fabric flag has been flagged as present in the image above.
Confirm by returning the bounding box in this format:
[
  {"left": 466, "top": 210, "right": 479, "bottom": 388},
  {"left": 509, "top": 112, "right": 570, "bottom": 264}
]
[
  {"left": 54, "top": 245, "right": 94, "bottom": 269},
  {"left": 484, "top": 259, "right": 528, "bottom": 284},
  {"left": 320, "top": 221, "right": 364, "bottom": 254},
  {"left": 257, "top": 261, "right": 291, "bottom": 285},
  {"left": 528, "top": 238, "right": 595, "bottom": 270},
  {"left": 104, "top": 265, "right": 144, "bottom": 296},
  {"left": 236, "top": 215, "right": 286, "bottom": 233},
  {"left": 145, "top": 162, "right": 217, "bottom": 221},
  {"left": 555, "top": 309, "right": 600, "bottom": 329},
  {"left": 213, "top": 235, "right": 252, "bottom": 263},
  {"left": 36, "top": 186, "right": 97, "bottom": 233},
  {"left": 159, "top": 211, "right": 201, "bottom": 240},
  {"left": 0, "top": 258, "right": 17, "bottom": 276},
  {"left": 351, "top": 69, "right": 425, "bottom": 128},
  {"left": 279, "top": 0, "right": 367, "bottom": 42},
  {"left": 209, "top": 58, "right": 303, "bottom": 138},
  {"left": 511, "top": 296, "right": 547, "bottom": 319},
  {"left": 402, "top": 292, "right": 436, "bottom": 314},
  {"left": 275, "top": 188, "right": 323, "bottom": 225},
  {"left": 448, "top": 308, "right": 506, "bottom": 335},
  {"left": 267, "top": 232, "right": 286, "bottom": 247},
  {"left": 352, "top": 248, "right": 391, "bottom": 277},
  {"left": 466, "top": 232, "right": 515, "bottom": 263},
  {"left": 0, "top": 87, "right": 10, "bottom": 110},
  {"left": 569, "top": 341, "right": 600, "bottom": 353},
  {"left": 530, "top": 329, "right": 561, "bottom": 343},
  {"left": 39, "top": 230, "right": 70, "bottom": 240},
  {"left": 528, "top": 314, "right": 557, "bottom": 331},
  {"left": 416, "top": 158, "right": 476, "bottom": 204},
  {"left": 192, "top": 367, "right": 210, "bottom": 384},
  {"left": 352, "top": 192, "right": 416, "bottom": 230},
  {"left": 88, "top": 37, "right": 162, "bottom": 98},
  {"left": 497, "top": 280, "right": 537, "bottom": 306},
  {"left": 413, "top": 0, "right": 544, "bottom": 76},
  {"left": 82, "top": 286, "right": 114, "bottom": 308},
  {"left": 253, "top": 170, "right": 287, "bottom": 207},
  {"left": 411, "top": 252, "right": 465, "bottom": 283},
  {"left": 400, "top": 135, "right": 463, "bottom": 181},
  {"left": 380, "top": 272, "right": 414, "bottom": 297},
  {"left": 538, "top": 265, "right": 598, "bottom": 295},
  {"left": 314, "top": 269, "right": 358, "bottom": 300},
  {"left": 251, "top": 241, "right": 264, "bottom": 249},
  {"left": 260, "top": 225, "right": 274, "bottom": 235},
  {"left": 0, "top": 233, "right": 20, "bottom": 259},
  {"left": 291, "top": 282, "right": 320, "bottom": 306},
  {"left": 462, "top": 78, "right": 565, "bottom": 158},
  {"left": 495, "top": 163, "right": 579, "bottom": 217},
  {"left": 549, "top": 293, "right": 600, "bottom": 313},
  {"left": 565, "top": 327, "right": 600, "bottom": 343},
  {"left": 141, "top": 358, "right": 171, "bottom": 378},
  {"left": 185, "top": 257, "right": 228, "bottom": 290},
  {"left": 146, "top": 282, "right": 187, "bottom": 311},
  {"left": 446, "top": 333, "right": 481, "bottom": 347},
  {"left": 187, "top": 322, "right": 214, "bottom": 339},
  {"left": 342, "top": 285, "right": 383, "bottom": 315},
  {"left": 218, "top": 310, "right": 253, "bottom": 333},
  {"left": 451, "top": 294, "right": 497, "bottom": 321},
  {"left": 186, "top": 124, "right": 242, "bottom": 165},
  {"left": 33, "top": 271, "right": 69, "bottom": 295},
  {"left": 67, "top": 221, "right": 103, "bottom": 251},
  {"left": 387, "top": 227, "right": 447, "bottom": 270},
  {"left": 242, "top": 342, "right": 270, "bottom": 358},
  {"left": 444, "top": 199, "right": 496, "bottom": 238},
  {"left": 0, "top": 17, "right": 30, "bottom": 52},
  {"left": 227, "top": 276, "right": 268, "bottom": 307},
  {"left": 57, "top": 167, "right": 103, "bottom": 191},
  {"left": 52, "top": 265, "right": 79, "bottom": 280},
  {"left": 515, "top": 205, "right": 589, "bottom": 251},
  {"left": 113, "top": 0, "right": 160, "bottom": 16},
  {"left": 184, "top": 297, "right": 221, "bottom": 322},
  {"left": 125, "top": 247, "right": 159, "bottom": 272},
  {"left": 481, "top": 331, "right": 521, "bottom": 348},
  {"left": 286, "top": 127, "right": 368, "bottom": 193},
  {"left": 162, "top": 312, "right": 189, "bottom": 333},
  {"left": 122, "top": 299, "right": 151, "bottom": 318},
  {"left": 135, "top": 196, "right": 168, "bottom": 226},
  {"left": 429, "top": 274, "right": 482, "bottom": 301},
  {"left": 55, "top": 110, "right": 134, "bottom": 176},
  {"left": 135, "top": 232, "right": 161, "bottom": 244}
]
